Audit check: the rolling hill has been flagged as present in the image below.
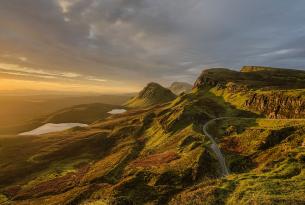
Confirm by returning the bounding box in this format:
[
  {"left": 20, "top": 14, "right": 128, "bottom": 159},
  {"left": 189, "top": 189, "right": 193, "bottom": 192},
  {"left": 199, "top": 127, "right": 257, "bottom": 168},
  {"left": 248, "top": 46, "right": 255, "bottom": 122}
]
[
  {"left": 1, "top": 66, "right": 305, "bottom": 204},
  {"left": 43, "top": 103, "right": 122, "bottom": 124}
]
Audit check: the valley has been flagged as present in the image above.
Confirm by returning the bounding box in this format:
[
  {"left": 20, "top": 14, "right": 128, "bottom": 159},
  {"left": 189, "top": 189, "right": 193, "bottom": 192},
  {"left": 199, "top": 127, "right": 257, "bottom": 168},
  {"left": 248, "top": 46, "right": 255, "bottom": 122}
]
[
  {"left": 1, "top": 66, "right": 305, "bottom": 205},
  {"left": 2, "top": 1, "right": 304, "bottom": 204},
  {"left": 0, "top": 94, "right": 133, "bottom": 135}
]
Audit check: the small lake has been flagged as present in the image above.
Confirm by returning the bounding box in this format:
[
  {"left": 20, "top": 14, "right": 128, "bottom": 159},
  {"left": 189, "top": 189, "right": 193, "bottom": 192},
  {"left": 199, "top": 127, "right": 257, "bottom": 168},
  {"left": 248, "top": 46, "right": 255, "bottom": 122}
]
[
  {"left": 19, "top": 123, "right": 88, "bottom": 136},
  {"left": 108, "top": 109, "right": 127, "bottom": 114}
]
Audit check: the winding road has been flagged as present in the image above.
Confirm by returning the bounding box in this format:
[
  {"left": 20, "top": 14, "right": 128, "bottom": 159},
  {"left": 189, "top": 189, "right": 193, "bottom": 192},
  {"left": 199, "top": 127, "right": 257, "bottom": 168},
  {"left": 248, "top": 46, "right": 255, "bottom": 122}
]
[
  {"left": 203, "top": 118, "right": 231, "bottom": 176},
  {"left": 203, "top": 117, "right": 305, "bottom": 176}
]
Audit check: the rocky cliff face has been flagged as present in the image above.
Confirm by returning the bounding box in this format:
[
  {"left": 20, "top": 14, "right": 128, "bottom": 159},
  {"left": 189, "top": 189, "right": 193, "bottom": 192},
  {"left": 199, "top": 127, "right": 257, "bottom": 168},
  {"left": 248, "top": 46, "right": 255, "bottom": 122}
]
[
  {"left": 194, "top": 68, "right": 240, "bottom": 89},
  {"left": 194, "top": 66, "right": 305, "bottom": 119},
  {"left": 245, "top": 92, "right": 305, "bottom": 118}
]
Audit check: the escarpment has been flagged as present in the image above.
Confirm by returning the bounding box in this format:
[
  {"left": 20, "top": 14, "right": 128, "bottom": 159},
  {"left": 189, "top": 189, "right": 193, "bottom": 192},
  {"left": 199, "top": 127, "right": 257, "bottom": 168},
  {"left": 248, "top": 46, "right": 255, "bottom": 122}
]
[
  {"left": 194, "top": 68, "right": 241, "bottom": 88},
  {"left": 194, "top": 66, "right": 305, "bottom": 119},
  {"left": 245, "top": 92, "right": 305, "bottom": 118}
]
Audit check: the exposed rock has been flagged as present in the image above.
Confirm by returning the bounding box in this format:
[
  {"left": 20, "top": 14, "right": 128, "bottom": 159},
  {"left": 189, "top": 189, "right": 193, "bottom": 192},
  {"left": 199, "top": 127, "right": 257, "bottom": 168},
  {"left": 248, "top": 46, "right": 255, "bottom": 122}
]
[
  {"left": 245, "top": 92, "right": 305, "bottom": 118},
  {"left": 194, "top": 66, "right": 305, "bottom": 118},
  {"left": 194, "top": 68, "right": 236, "bottom": 89}
]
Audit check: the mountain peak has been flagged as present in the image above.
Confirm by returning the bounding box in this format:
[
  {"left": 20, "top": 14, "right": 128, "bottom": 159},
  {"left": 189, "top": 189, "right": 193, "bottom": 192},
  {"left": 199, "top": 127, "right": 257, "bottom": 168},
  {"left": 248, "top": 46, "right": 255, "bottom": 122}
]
[
  {"left": 126, "top": 82, "right": 176, "bottom": 108},
  {"left": 169, "top": 82, "right": 193, "bottom": 95}
]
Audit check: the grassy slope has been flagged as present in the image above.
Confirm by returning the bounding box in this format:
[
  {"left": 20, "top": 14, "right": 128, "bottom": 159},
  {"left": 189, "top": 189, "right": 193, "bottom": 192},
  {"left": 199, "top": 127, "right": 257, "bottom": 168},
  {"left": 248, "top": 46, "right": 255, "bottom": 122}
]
[
  {"left": 1, "top": 89, "right": 304, "bottom": 204},
  {"left": 0, "top": 92, "right": 230, "bottom": 204},
  {"left": 1, "top": 67, "right": 305, "bottom": 204},
  {"left": 194, "top": 67, "right": 305, "bottom": 119},
  {"left": 170, "top": 118, "right": 305, "bottom": 205}
]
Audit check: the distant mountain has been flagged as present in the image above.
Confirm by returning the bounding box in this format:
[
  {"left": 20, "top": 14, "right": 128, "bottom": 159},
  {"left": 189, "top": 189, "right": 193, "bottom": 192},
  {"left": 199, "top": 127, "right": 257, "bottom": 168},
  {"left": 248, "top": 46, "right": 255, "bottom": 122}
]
[
  {"left": 125, "top": 82, "right": 176, "bottom": 108},
  {"left": 169, "top": 82, "right": 192, "bottom": 95}
]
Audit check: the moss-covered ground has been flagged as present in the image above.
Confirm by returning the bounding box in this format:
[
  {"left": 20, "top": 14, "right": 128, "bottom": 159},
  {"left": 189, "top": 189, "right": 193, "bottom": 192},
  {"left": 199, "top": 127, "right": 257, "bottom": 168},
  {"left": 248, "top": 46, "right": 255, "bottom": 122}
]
[
  {"left": 170, "top": 118, "right": 305, "bottom": 205},
  {"left": 0, "top": 86, "right": 305, "bottom": 204}
]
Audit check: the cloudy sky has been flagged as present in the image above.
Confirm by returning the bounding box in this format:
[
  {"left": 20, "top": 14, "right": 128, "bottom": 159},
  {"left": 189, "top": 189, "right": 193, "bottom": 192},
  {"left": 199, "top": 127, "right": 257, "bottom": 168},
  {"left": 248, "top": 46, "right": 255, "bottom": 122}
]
[{"left": 1, "top": 0, "right": 305, "bottom": 93}]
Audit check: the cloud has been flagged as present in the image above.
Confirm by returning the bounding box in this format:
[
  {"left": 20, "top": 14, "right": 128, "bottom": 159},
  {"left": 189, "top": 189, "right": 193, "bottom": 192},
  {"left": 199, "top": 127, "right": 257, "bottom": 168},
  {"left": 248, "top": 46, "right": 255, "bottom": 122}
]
[
  {"left": 0, "top": 63, "right": 81, "bottom": 79},
  {"left": 0, "top": 0, "right": 305, "bottom": 91},
  {"left": 86, "top": 76, "right": 107, "bottom": 82},
  {"left": 0, "top": 71, "right": 57, "bottom": 79},
  {"left": 0, "top": 63, "right": 109, "bottom": 84},
  {"left": 57, "top": 0, "right": 82, "bottom": 13},
  {"left": 18, "top": 57, "right": 28, "bottom": 62}
]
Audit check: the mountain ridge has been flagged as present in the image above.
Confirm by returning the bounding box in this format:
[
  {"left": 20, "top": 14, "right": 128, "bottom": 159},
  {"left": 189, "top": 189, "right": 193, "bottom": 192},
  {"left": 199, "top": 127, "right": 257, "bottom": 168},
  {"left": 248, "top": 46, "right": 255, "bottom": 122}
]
[{"left": 1, "top": 66, "right": 305, "bottom": 204}]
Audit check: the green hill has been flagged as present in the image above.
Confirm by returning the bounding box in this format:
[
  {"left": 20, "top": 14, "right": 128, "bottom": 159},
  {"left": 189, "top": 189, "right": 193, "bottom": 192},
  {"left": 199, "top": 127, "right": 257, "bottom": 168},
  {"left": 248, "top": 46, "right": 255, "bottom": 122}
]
[
  {"left": 1, "top": 66, "right": 305, "bottom": 204},
  {"left": 194, "top": 66, "right": 305, "bottom": 119},
  {"left": 43, "top": 103, "right": 122, "bottom": 124},
  {"left": 125, "top": 82, "right": 176, "bottom": 108}
]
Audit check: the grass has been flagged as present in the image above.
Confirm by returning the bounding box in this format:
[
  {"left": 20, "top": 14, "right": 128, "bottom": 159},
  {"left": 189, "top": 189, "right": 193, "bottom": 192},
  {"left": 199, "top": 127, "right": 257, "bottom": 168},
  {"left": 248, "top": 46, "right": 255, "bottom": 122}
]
[
  {"left": 193, "top": 68, "right": 305, "bottom": 120},
  {"left": 170, "top": 118, "right": 305, "bottom": 204},
  {"left": 0, "top": 194, "right": 8, "bottom": 203},
  {"left": 1, "top": 77, "right": 305, "bottom": 204}
]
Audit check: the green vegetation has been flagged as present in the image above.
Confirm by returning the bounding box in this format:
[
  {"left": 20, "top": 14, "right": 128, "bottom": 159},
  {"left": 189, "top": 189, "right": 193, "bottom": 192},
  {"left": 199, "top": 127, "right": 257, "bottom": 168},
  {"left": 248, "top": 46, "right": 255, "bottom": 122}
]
[
  {"left": 171, "top": 118, "right": 305, "bottom": 205},
  {"left": 194, "top": 66, "right": 305, "bottom": 119},
  {"left": 1, "top": 66, "right": 305, "bottom": 204}
]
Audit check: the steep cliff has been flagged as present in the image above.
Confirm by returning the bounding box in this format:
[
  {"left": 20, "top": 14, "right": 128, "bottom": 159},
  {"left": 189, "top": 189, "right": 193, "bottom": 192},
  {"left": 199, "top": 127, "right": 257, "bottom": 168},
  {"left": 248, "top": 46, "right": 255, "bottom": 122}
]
[
  {"left": 245, "top": 92, "right": 305, "bottom": 118},
  {"left": 195, "top": 66, "right": 305, "bottom": 90},
  {"left": 194, "top": 66, "right": 305, "bottom": 118}
]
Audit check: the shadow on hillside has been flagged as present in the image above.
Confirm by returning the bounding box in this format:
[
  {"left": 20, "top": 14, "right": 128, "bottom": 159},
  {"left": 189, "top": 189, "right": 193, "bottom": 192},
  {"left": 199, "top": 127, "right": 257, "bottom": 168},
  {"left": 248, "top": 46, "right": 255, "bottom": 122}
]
[
  {"left": 197, "top": 88, "right": 261, "bottom": 118},
  {"left": 196, "top": 89, "right": 262, "bottom": 173}
]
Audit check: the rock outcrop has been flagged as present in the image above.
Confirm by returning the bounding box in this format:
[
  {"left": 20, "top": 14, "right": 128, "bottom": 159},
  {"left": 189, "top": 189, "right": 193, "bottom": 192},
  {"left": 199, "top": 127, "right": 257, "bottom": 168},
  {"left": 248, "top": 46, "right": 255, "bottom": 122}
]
[
  {"left": 194, "top": 66, "right": 305, "bottom": 118},
  {"left": 245, "top": 92, "right": 305, "bottom": 118},
  {"left": 194, "top": 68, "right": 240, "bottom": 88}
]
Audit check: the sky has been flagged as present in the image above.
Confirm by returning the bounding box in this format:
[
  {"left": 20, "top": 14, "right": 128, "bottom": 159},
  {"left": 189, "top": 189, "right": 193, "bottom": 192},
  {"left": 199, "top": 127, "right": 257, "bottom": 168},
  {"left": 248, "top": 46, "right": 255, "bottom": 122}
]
[{"left": 1, "top": 0, "right": 305, "bottom": 93}]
